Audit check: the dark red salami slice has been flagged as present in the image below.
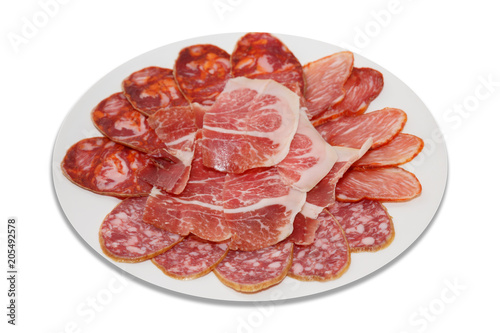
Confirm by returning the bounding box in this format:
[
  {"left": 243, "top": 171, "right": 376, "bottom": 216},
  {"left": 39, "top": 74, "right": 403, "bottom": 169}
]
[
  {"left": 214, "top": 241, "right": 293, "bottom": 293},
  {"left": 287, "top": 213, "right": 320, "bottom": 246},
  {"left": 91, "top": 93, "right": 169, "bottom": 157},
  {"left": 231, "top": 32, "right": 305, "bottom": 95},
  {"left": 288, "top": 210, "right": 350, "bottom": 281},
  {"left": 336, "top": 167, "right": 422, "bottom": 202},
  {"left": 311, "top": 67, "right": 384, "bottom": 126},
  {"left": 353, "top": 133, "right": 424, "bottom": 168},
  {"left": 99, "top": 197, "right": 182, "bottom": 262},
  {"left": 316, "top": 108, "right": 407, "bottom": 149},
  {"left": 327, "top": 200, "right": 394, "bottom": 252},
  {"left": 61, "top": 137, "right": 152, "bottom": 197},
  {"left": 174, "top": 44, "right": 232, "bottom": 106},
  {"left": 152, "top": 235, "right": 229, "bottom": 280},
  {"left": 122, "top": 66, "right": 189, "bottom": 116}
]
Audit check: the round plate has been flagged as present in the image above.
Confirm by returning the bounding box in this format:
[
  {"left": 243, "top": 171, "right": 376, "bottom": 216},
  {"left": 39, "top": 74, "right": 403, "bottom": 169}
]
[{"left": 52, "top": 33, "right": 448, "bottom": 302}]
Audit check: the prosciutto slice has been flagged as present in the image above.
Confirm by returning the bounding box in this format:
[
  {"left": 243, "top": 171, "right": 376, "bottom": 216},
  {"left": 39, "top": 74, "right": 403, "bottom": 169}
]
[
  {"left": 201, "top": 77, "right": 300, "bottom": 173},
  {"left": 287, "top": 213, "right": 320, "bottom": 246}
]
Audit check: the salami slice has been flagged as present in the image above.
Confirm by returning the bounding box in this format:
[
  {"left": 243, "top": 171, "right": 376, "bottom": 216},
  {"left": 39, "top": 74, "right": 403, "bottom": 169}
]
[
  {"left": 288, "top": 210, "right": 350, "bottom": 281},
  {"left": 61, "top": 137, "right": 152, "bottom": 197},
  {"left": 287, "top": 213, "right": 320, "bottom": 246},
  {"left": 99, "top": 197, "right": 182, "bottom": 262},
  {"left": 327, "top": 200, "right": 394, "bottom": 252},
  {"left": 353, "top": 133, "right": 424, "bottom": 168},
  {"left": 336, "top": 167, "right": 422, "bottom": 202},
  {"left": 122, "top": 66, "right": 189, "bottom": 116},
  {"left": 316, "top": 108, "right": 407, "bottom": 149},
  {"left": 174, "top": 44, "right": 232, "bottom": 106},
  {"left": 311, "top": 67, "right": 384, "bottom": 126},
  {"left": 152, "top": 235, "right": 229, "bottom": 280},
  {"left": 214, "top": 241, "right": 293, "bottom": 293},
  {"left": 231, "top": 32, "right": 305, "bottom": 95}
]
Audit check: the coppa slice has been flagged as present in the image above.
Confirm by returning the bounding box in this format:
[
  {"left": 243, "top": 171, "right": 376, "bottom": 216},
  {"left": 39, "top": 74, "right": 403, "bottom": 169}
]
[
  {"left": 231, "top": 32, "right": 305, "bottom": 95},
  {"left": 224, "top": 167, "right": 306, "bottom": 251},
  {"left": 152, "top": 235, "right": 229, "bottom": 280},
  {"left": 311, "top": 67, "right": 384, "bottom": 126},
  {"left": 303, "top": 51, "right": 354, "bottom": 120},
  {"left": 174, "top": 44, "right": 232, "bottom": 106},
  {"left": 61, "top": 137, "right": 152, "bottom": 197},
  {"left": 316, "top": 108, "right": 407, "bottom": 149},
  {"left": 336, "top": 167, "right": 422, "bottom": 202},
  {"left": 327, "top": 200, "right": 394, "bottom": 252},
  {"left": 214, "top": 241, "right": 293, "bottom": 293},
  {"left": 353, "top": 133, "right": 424, "bottom": 168},
  {"left": 122, "top": 66, "right": 189, "bottom": 116},
  {"left": 99, "top": 197, "right": 182, "bottom": 262},
  {"left": 288, "top": 210, "right": 350, "bottom": 281},
  {"left": 201, "top": 77, "right": 300, "bottom": 173}
]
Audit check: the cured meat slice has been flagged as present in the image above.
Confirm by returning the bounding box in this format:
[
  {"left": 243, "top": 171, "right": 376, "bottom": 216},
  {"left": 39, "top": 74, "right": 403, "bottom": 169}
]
[
  {"left": 276, "top": 110, "right": 338, "bottom": 192},
  {"left": 303, "top": 51, "right": 354, "bottom": 120},
  {"left": 91, "top": 93, "right": 168, "bottom": 157},
  {"left": 174, "top": 44, "right": 232, "bottom": 106},
  {"left": 152, "top": 235, "right": 229, "bottom": 280},
  {"left": 231, "top": 32, "right": 304, "bottom": 95},
  {"left": 327, "top": 200, "right": 394, "bottom": 252},
  {"left": 336, "top": 167, "right": 422, "bottom": 202},
  {"left": 316, "top": 108, "right": 407, "bottom": 149},
  {"left": 201, "top": 77, "right": 300, "bottom": 173},
  {"left": 289, "top": 210, "right": 350, "bottom": 281},
  {"left": 301, "top": 140, "right": 372, "bottom": 219},
  {"left": 143, "top": 141, "right": 229, "bottom": 241},
  {"left": 287, "top": 213, "right": 320, "bottom": 246},
  {"left": 61, "top": 137, "right": 152, "bottom": 197},
  {"left": 353, "top": 133, "right": 424, "bottom": 168},
  {"left": 311, "top": 67, "right": 384, "bottom": 126},
  {"left": 122, "top": 66, "right": 189, "bottom": 116},
  {"left": 99, "top": 197, "right": 182, "bottom": 262},
  {"left": 224, "top": 167, "right": 306, "bottom": 251},
  {"left": 137, "top": 157, "right": 191, "bottom": 195},
  {"left": 214, "top": 241, "right": 293, "bottom": 293}
]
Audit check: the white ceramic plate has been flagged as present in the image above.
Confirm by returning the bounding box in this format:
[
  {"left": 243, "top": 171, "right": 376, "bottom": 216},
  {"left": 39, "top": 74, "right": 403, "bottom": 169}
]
[{"left": 52, "top": 33, "right": 448, "bottom": 302}]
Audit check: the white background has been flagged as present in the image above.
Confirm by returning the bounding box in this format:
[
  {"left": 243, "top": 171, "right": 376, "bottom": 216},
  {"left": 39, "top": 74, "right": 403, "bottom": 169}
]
[{"left": 1, "top": 0, "right": 498, "bottom": 332}]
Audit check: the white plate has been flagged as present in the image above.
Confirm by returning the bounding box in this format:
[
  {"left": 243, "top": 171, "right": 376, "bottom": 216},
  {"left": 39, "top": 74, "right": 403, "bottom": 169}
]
[{"left": 52, "top": 33, "right": 448, "bottom": 302}]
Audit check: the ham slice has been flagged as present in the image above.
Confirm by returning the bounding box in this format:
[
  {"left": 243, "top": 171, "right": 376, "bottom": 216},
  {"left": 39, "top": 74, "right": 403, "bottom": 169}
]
[{"left": 287, "top": 213, "right": 320, "bottom": 246}]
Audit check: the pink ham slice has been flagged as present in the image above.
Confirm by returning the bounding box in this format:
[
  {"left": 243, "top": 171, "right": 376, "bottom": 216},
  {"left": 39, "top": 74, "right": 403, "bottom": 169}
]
[
  {"left": 311, "top": 67, "right": 384, "bottom": 126},
  {"left": 287, "top": 213, "right": 320, "bottom": 246},
  {"left": 201, "top": 77, "right": 300, "bottom": 173},
  {"left": 353, "top": 133, "right": 424, "bottom": 168},
  {"left": 303, "top": 51, "right": 354, "bottom": 120},
  {"left": 142, "top": 141, "right": 229, "bottom": 242},
  {"left": 152, "top": 235, "right": 229, "bottom": 280},
  {"left": 214, "top": 241, "right": 293, "bottom": 293},
  {"left": 336, "top": 167, "right": 422, "bottom": 202},
  {"left": 231, "top": 32, "right": 305, "bottom": 95},
  {"left": 61, "top": 137, "right": 152, "bottom": 197},
  {"left": 288, "top": 210, "right": 350, "bottom": 281},
  {"left": 224, "top": 167, "right": 306, "bottom": 251},
  {"left": 316, "top": 108, "right": 407, "bottom": 149},
  {"left": 99, "top": 197, "right": 182, "bottom": 262},
  {"left": 327, "top": 200, "right": 394, "bottom": 252},
  {"left": 122, "top": 66, "right": 189, "bottom": 116}
]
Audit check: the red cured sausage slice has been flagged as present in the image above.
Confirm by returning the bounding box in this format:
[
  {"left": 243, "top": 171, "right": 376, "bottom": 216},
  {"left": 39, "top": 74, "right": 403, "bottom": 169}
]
[
  {"left": 174, "top": 44, "right": 232, "bottom": 106},
  {"left": 61, "top": 137, "right": 152, "bottom": 197},
  {"left": 327, "top": 200, "right": 394, "bottom": 252},
  {"left": 353, "top": 133, "right": 424, "bottom": 168},
  {"left": 287, "top": 213, "right": 320, "bottom": 246},
  {"left": 99, "top": 197, "right": 182, "bottom": 262},
  {"left": 288, "top": 210, "right": 350, "bottom": 281},
  {"left": 122, "top": 66, "right": 189, "bottom": 116},
  {"left": 231, "top": 32, "right": 305, "bottom": 95},
  {"left": 91, "top": 93, "right": 168, "bottom": 157},
  {"left": 336, "top": 167, "right": 422, "bottom": 202},
  {"left": 316, "top": 108, "right": 407, "bottom": 149},
  {"left": 311, "top": 67, "right": 384, "bottom": 126},
  {"left": 152, "top": 235, "right": 229, "bottom": 280},
  {"left": 304, "top": 51, "right": 354, "bottom": 120},
  {"left": 214, "top": 241, "right": 293, "bottom": 293}
]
